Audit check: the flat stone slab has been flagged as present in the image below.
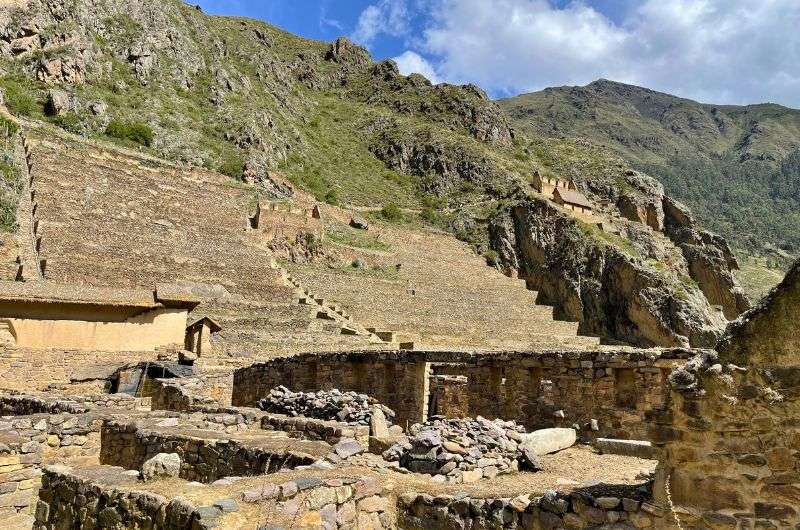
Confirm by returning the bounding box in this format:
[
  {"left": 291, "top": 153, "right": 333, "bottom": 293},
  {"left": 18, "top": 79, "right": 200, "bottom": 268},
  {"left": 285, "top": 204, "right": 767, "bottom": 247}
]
[
  {"left": 594, "top": 438, "right": 657, "bottom": 460},
  {"left": 520, "top": 428, "right": 576, "bottom": 456}
]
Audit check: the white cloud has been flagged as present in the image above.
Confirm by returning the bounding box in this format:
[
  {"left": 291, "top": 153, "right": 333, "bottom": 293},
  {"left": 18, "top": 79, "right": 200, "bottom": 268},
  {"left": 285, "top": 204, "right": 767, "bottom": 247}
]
[
  {"left": 393, "top": 50, "right": 441, "bottom": 84},
  {"left": 413, "top": 0, "right": 800, "bottom": 106},
  {"left": 351, "top": 0, "right": 410, "bottom": 45}
]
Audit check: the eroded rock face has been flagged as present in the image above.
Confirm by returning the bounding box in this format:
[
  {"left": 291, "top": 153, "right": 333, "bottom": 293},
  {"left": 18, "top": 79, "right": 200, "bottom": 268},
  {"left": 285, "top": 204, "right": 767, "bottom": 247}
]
[
  {"left": 490, "top": 198, "right": 726, "bottom": 347},
  {"left": 663, "top": 196, "right": 750, "bottom": 319}
]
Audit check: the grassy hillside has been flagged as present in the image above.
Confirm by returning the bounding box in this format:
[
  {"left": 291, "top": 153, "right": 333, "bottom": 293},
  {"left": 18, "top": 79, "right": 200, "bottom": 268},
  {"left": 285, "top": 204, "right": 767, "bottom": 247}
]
[{"left": 500, "top": 80, "right": 800, "bottom": 263}]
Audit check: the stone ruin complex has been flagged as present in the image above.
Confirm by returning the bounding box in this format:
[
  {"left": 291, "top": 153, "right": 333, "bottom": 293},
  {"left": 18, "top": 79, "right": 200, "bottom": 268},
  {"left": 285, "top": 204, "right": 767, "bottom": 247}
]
[{"left": 0, "top": 122, "right": 797, "bottom": 529}]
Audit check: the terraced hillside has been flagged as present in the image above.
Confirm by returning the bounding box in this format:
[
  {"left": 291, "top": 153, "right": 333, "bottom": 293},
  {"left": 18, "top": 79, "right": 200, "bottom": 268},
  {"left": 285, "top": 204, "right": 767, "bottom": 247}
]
[
  {"left": 20, "top": 122, "right": 379, "bottom": 357},
  {"left": 0, "top": 0, "right": 750, "bottom": 348},
  {"left": 288, "top": 217, "right": 601, "bottom": 351}
]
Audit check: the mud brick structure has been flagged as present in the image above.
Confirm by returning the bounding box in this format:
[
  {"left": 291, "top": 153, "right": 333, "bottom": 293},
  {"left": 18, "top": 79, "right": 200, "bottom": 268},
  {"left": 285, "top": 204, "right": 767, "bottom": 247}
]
[{"left": 233, "top": 348, "right": 693, "bottom": 437}]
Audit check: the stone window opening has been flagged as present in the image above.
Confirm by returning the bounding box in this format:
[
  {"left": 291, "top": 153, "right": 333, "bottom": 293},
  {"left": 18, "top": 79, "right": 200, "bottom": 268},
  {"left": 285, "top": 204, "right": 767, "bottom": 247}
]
[{"left": 615, "top": 368, "right": 637, "bottom": 410}]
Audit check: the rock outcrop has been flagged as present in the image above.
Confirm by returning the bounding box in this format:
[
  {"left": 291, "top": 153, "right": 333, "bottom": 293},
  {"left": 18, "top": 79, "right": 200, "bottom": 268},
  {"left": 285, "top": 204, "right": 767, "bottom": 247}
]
[
  {"left": 663, "top": 196, "right": 750, "bottom": 319},
  {"left": 489, "top": 198, "right": 726, "bottom": 347}
]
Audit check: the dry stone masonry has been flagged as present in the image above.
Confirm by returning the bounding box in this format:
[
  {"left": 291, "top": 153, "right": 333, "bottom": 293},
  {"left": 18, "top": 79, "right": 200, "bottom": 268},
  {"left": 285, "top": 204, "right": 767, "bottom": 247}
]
[
  {"left": 256, "top": 385, "right": 396, "bottom": 427},
  {"left": 383, "top": 417, "right": 528, "bottom": 483}
]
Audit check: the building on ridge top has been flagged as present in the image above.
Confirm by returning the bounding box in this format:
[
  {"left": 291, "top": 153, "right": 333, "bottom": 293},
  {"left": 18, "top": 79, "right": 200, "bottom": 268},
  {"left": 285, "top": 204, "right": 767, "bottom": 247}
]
[
  {"left": 553, "top": 188, "right": 594, "bottom": 217},
  {"left": 532, "top": 171, "right": 576, "bottom": 196}
]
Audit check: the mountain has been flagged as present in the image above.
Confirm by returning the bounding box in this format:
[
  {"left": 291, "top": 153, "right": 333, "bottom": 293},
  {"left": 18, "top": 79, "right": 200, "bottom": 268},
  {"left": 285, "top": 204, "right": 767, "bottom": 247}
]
[
  {"left": 0, "top": 0, "right": 750, "bottom": 347},
  {"left": 499, "top": 79, "right": 800, "bottom": 292}
]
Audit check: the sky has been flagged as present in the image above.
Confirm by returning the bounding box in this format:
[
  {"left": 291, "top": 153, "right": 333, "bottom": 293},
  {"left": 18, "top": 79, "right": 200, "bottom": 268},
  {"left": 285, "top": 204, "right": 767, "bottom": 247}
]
[{"left": 195, "top": 0, "right": 800, "bottom": 108}]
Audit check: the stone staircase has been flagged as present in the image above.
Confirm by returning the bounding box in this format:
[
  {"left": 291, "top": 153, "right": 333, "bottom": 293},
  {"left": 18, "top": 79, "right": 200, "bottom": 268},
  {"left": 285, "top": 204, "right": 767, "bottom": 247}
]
[{"left": 12, "top": 131, "right": 43, "bottom": 281}]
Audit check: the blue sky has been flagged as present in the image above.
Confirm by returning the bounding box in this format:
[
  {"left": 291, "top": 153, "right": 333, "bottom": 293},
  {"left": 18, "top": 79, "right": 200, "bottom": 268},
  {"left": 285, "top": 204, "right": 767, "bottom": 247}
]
[{"left": 195, "top": 0, "right": 800, "bottom": 107}]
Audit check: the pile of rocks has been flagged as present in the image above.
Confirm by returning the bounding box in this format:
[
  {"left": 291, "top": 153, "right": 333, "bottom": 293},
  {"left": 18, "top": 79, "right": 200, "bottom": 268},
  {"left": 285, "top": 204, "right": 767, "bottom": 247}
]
[
  {"left": 256, "top": 386, "right": 395, "bottom": 427},
  {"left": 382, "top": 416, "right": 532, "bottom": 483}
]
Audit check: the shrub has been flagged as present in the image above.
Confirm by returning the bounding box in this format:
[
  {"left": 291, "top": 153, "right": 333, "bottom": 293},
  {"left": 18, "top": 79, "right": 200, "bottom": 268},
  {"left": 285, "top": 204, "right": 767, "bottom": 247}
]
[
  {"left": 0, "top": 116, "right": 18, "bottom": 138},
  {"left": 421, "top": 207, "right": 439, "bottom": 224},
  {"left": 51, "top": 113, "right": 83, "bottom": 135},
  {"left": 483, "top": 249, "right": 500, "bottom": 266},
  {"left": 380, "top": 202, "right": 402, "bottom": 222},
  {"left": 324, "top": 189, "right": 339, "bottom": 205},
  {"left": 105, "top": 119, "right": 154, "bottom": 147},
  {"left": 217, "top": 150, "right": 245, "bottom": 179},
  {"left": 2, "top": 82, "right": 39, "bottom": 117}
]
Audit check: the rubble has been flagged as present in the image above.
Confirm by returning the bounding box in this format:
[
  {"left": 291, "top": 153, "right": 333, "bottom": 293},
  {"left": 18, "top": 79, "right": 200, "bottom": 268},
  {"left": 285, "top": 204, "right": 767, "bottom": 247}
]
[
  {"left": 256, "top": 386, "right": 395, "bottom": 428},
  {"left": 382, "top": 416, "right": 530, "bottom": 482}
]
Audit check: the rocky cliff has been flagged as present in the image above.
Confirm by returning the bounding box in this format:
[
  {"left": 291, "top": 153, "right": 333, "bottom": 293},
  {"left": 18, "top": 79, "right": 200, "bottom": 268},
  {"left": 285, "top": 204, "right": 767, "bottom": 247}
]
[{"left": 490, "top": 198, "right": 727, "bottom": 347}]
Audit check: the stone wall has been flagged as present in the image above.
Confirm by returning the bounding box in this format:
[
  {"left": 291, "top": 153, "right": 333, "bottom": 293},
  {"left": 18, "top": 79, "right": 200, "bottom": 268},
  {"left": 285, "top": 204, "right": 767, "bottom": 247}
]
[
  {"left": 428, "top": 350, "right": 684, "bottom": 439},
  {"left": 233, "top": 349, "right": 693, "bottom": 438},
  {"left": 261, "top": 413, "right": 370, "bottom": 446},
  {"left": 35, "top": 466, "right": 396, "bottom": 530},
  {"left": 233, "top": 351, "right": 431, "bottom": 427},
  {"left": 0, "top": 392, "right": 145, "bottom": 415},
  {"left": 651, "top": 259, "right": 800, "bottom": 527},
  {"left": 0, "top": 345, "right": 158, "bottom": 392},
  {"left": 0, "top": 410, "right": 107, "bottom": 520},
  {"left": 100, "top": 420, "right": 317, "bottom": 483},
  {"left": 651, "top": 356, "right": 800, "bottom": 527},
  {"left": 33, "top": 466, "right": 213, "bottom": 530},
  {"left": 398, "top": 484, "right": 664, "bottom": 529},
  {"left": 150, "top": 372, "right": 232, "bottom": 412}
]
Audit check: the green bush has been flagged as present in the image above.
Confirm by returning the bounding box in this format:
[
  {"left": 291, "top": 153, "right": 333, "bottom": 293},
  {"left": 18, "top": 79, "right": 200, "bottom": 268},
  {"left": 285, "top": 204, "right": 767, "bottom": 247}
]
[
  {"left": 380, "top": 202, "right": 402, "bottom": 222},
  {"left": 2, "top": 82, "right": 39, "bottom": 117},
  {"left": 105, "top": 119, "right": 154, "bottom": 147},
  {"left": 483, "top": 249, "right": 500, "bottom": 266},
  {"left": 0, "top": 116, "right": 18, "bottom": 138},
  {"left": 421, "top": 207, "right": 439, "bottom": 224},
  {"left": 324, "top": 189, "right": 339, "bottom": 205},
  {"left": 50, "top": 113, "right": 83, "bottom": 135},
  {"left": 217, "top": 150, "right": 245, "bottom": 179}
]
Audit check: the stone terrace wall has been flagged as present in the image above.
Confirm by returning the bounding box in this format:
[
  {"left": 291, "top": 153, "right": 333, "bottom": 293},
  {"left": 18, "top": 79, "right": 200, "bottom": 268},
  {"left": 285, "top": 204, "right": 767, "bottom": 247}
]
[
  {"left": 33, "top": 466, "right": 207, "bottom": 530},
  {"left": 398, "top": 484, "right": 664, "bottom": 529},
  {"left": 234, "top": 349, "right": 694, "bottom": 437},
  {"left": 0, "top": 409, "right": 110, "bottom": 519},
  {"left": 0, "top": 345, "right": 158, "bottom": 392},
  {"left": 34, "top": 466, "right": 397, "bottom": 530},
  {"left": 100, "top": 420, "right": 317, "bottom": 483}
]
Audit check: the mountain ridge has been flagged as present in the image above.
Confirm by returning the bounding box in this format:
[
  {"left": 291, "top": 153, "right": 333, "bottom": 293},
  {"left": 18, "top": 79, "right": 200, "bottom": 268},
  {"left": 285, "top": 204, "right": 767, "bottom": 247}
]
[{"left": 499, "top": 79, "right": 800, "bottom": 272}]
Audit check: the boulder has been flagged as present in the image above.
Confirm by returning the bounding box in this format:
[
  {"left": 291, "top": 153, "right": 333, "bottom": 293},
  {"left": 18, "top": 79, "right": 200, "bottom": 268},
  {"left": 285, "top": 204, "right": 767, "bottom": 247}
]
[
  {"left": 594, "top": 438, "right": 657, "bottom": 460},
  {"left": 141, "top": 453, "right": 181, "bottom": 481},
  {"left": 370, "top": 407, "right": 389, "bottom": 438},
  {"left": 45, "top": 89, "right": 72, "bottom": 116},
  {"left": 350, "top": 215, "right": 369, "bottom": 230},
  {"left": 519, "top": 428, "right": 576, "bottom": 456}
]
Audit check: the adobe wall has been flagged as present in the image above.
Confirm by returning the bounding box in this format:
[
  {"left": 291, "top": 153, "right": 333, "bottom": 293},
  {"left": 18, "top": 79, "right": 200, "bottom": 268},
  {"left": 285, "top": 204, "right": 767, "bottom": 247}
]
[
  {"left": 7, "top": 307, "right": 188, "bottom": 351},
  {"left": 0, "top": 345, "right": 159, "bottom": 392},
  {"left": 234, "top": 349, "right": 692, "bottom": 438}
]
